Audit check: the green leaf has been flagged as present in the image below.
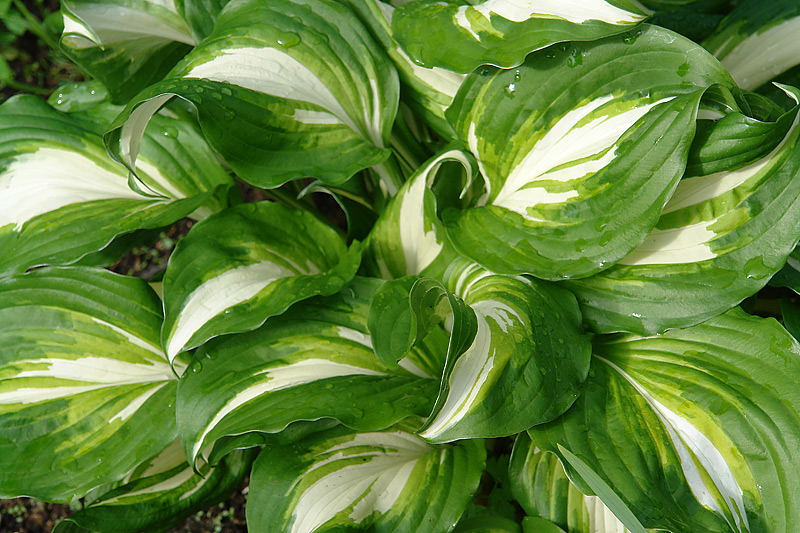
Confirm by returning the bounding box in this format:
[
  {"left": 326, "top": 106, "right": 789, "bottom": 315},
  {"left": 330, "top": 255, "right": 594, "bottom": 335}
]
[
  {"left": 367, "top": 276, "right": 420, "bottom": 368},
  {"left": 0, "top": 94, "right": 233, "bottom": 276},
  {"left": 161, "top": 201, "right": 361, "bottom": 362},
  {"left": 0, "top": 267, "right": 179, "bottom": 502},
  {"left": 364, "top": 148, "right": 476, "bottom": 280},
  {"left": 567, "top": 88, "right": 800, "bottom": 334},
  {"left": 419, "top": 263, "right": 591, "bottom": 443},
  {"left": 53, "top": 442, "right": 254, "bottom": 533},
  {"left": 445, "top": 25, "right": 734, "bottom": 280},
  {"left": 246, "top": 424, "right": 486, "bottom": 532},
  {"left": 176, "top": 278, "right": 442, "bottom": 465},
  {"left": 521, "top": 517, "right": 567, "bottom": 533},
  {"left": 60, "top": 0, "right": 195, "bottom": 103},
  {"left": 455, "top": 515, "right": 523, "bottom": 532},
  {"left": 105, "top": 0, "right": 399, "bottom": 189},
  {"left": 528, "top": 308, "right": 800, "bottom": 532},
  {"left": 392, "top": 0, "right": 650, "bottom": 73},
  {"left": 703, "top": 0, "right": 800, "bottom": 90},
  {"left": 557, "top": 447, "right": 647, "bottom": 533},
  {"left": 174, "top": 0, "right": 231, "bottom": 42},
  {"left": 47, "top": 80, "right": 109, "bottom": 113}
]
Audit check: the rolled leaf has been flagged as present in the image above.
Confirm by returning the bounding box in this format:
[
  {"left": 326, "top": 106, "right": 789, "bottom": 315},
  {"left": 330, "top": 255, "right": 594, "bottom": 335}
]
[
  {"left": 0, "top": 94, "right": 233, "bottom": 276},
  {"left": 567, "top": 87, "right": 800, "bottom": 334},
  {"left": 703, "top": 0, "right": 800, "bottom": 90},
  {"left": 419, "top": 263, "right": 592, "bottom": 443},
  {"left": 176, "top": 277, "right": 442, "bottom": 464},
  {"left": 528, "top": 308, "right": 800, "bottom": 533},
  {"left": 445, "top": 25, "right": 734, "bottom": 280},
  {"left": 106, "top": 0, "right": 398, "bottom": 189},
  {"left": 0, "top": 267, "right": 180, "bottom": 502},
  {"left": 364, "top": 148, "right": 476, "bottom": 280},
  {"left": 52, "top": 442, "right": 254, "bottom": 533},
  {"left": 60, "top": 0, "right": 195, "bottom": 103},
  {"left": 246, "top": 424, "right": 486, "bottom": 532},
  {"left": 161, "top": 201, "right": 361, "bottom": 361},
  {"left": 392, "top": 0, "right": 650, "bottom": 73}
]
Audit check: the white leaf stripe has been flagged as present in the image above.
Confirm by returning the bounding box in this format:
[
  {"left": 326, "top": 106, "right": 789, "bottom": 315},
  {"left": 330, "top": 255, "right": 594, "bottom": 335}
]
[
  {"left": 396, "top": 150, "right": 472, "bottom": 275},
  {"left": 618, "top": 109, "right": 800, "bottom": 266},
  {"left": 166, "top": 259, "right": 318, "bottom": 361},
  {"left": 454, "top": 0, "right": 647, "bottom": 40},
  {"left": 662, "top": 108, "right": 800, "bottom": 215},
  {"left": 290, "top": 432, "right": 432, "bottom": 533},
  {"left": 119, "top": 93, "right": 175, "bottom": 169},
  {"left": 189, "top": 360, "right": 387, "bottom": 461},
  {"left": 102, "top": 466, "right": 196, "bottom": 504},
  {"left": 0, "top": 147, "right": 148, "bottom": 230},
  {"left": 183, "top": 47, "right": 384, "bottom": 147},
  {"left": 584, "top": 495, "right": 629, "bottom": 533},
  {"left": 420, "top": 300, "right": 520, "bottom": 439},
  {"left": 0, "top": 357, "right": 174, "bottom": 405},
  {"left": 617, "top": 221, "right": 717, "bottom": 265},
  {"left": 109, "top": 382, "right": 169, "bottom": 422},
  {"left": 90, "top": 317, "right": 166, "bottom": 359},
  {"left": 714, "top": 16, "right": 800, "bottom": 90},
  {"left": 493, "top": 95, "right": 676, "bottom": 217},
  {"left": 597, "top": 355, "right": 749, "bottom": 532},
  {"left": 63, "top": 2, "right": 194, "bottom": 48}
]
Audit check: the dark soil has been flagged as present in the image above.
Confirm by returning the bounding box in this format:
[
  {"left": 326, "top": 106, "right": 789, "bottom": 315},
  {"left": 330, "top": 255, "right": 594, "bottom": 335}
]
[{"left": 0, "top": 479, "right": 250, "bottom": 532}]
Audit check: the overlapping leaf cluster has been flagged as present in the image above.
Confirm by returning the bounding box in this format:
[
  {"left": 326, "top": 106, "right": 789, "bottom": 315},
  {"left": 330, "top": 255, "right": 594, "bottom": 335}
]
[{"left": 2, "top": 0, "right": 800, "bottom": 531}]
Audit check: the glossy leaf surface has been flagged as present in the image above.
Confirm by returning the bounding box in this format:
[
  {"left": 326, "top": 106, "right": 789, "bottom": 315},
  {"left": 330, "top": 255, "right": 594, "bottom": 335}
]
[
  {"left": 162, "top": 201, "right": 361, "bottom": 361},
  {"left": 0, "top": 268, "right": 180, "bottom": 502},
  {"left": 445, "top": 25, "right": 733, "bottom": 279},
  {"left": 106, "top": 0, "right": 398, "bottom": 188},
  {"left": 528, "top": 309, "right": 800, "bottom": 533},
  {"left": 176, "top": 278, "right": 442, "bottom": 464},
  {"left": 247, "top": 424, "right": 485, "bottom": 532}
]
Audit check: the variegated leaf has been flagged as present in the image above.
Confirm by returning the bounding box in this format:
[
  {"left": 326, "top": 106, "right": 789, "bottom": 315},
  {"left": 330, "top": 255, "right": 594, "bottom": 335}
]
[
  {"left": 445, "top": 25, "right": 734, "bottom": 280},
  {"left": 0, "top": 267, "right": 181, "bottom": 502},
  {"left": 246, "top": 424, "right": 486, "bottom": 533},
  {"left": 343, "top": 0, "right": 467, "bottom": 137},
  {"left": 392, "top": 0, "right": 650, "bottom": 73},
  {"left": 703, "top": 0, "right": 800, "bottom": 91},
  {"left": 419, "top": 262, "right": 591, "bottom": 443},
  {"left": 52, "top": 442, "right": 254, "bottom": 533},
  {"left": 176, "top": 277, "right": 442, "bottom": 465},
  {"left": 0, "top": 94, "right": 233, "bottom": 276},
  {"left": 567, "top": 87, "right": 800, "bottom": 334},
  {"left": 60, "top": 0, "right": 195, "bottom": 103},
  {"left": 364, "top": 148, "right": 476, "bottom": 280},
  {"left": 161, "top": 201, "right": 361, "bottom": 362},
  {"left": 105, "top": 0, "right": 398, "bottom": 190},
  {"left": 528, "top": 308, "right": 800, "bottom": 533},
  {"left": 510, "top": 434, "right": 653, "bottom": 533}
]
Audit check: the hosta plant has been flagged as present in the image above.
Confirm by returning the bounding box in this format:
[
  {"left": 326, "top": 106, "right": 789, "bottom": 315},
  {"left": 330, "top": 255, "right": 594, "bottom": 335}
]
[{"left": 4, "top": 0, "right": 800, "bottom": 531}]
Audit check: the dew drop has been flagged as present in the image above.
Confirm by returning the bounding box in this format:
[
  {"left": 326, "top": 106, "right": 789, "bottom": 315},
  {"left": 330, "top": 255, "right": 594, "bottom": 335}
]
[
  {"left": 504, "top": 83, "right": 516, "bottom": 99},
  {"left": 276, "top": 31, "right": 301, "bottom": 48},
  {"left": 161, "top": 126, "right": 178, "bottom": 138}
]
